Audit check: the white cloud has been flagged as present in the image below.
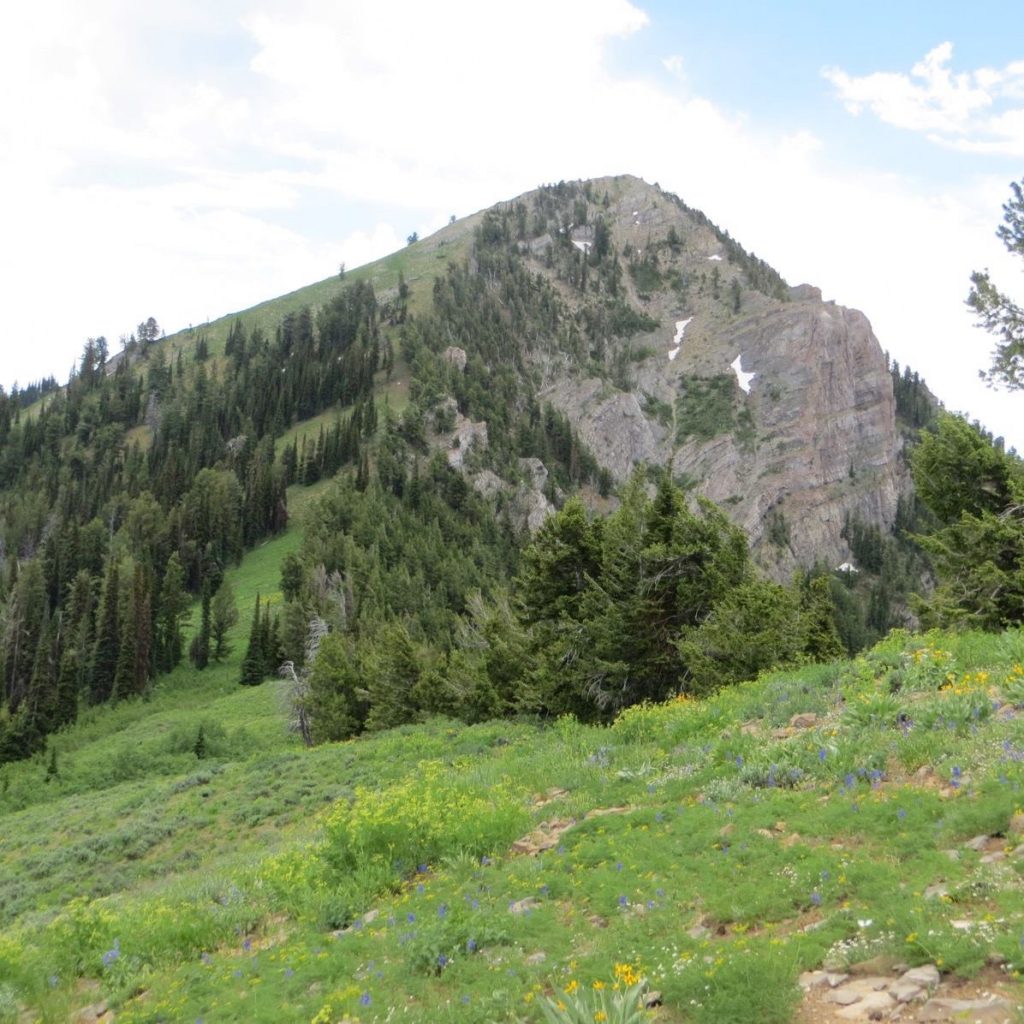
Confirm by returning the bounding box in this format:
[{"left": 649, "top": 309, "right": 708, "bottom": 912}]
[
  {"left": 824, "top": 42, "right": 1024, "bottom": 156},
  {"left": 0, "top": 3, "right": 1021, "bottom": 449},
  {"left": 662, "top": 54, "right": 685, "bottom": 78}
]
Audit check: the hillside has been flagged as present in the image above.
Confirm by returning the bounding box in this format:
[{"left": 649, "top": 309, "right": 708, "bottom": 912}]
[
  {"left": 2, "top": 565, "right": 1024, "bottom": 1022},
  {"left": 0, "top": 173, "right": 943, "bottom": 766},
  {"left": 153, "top": 173, "right": 921, "bottom": 575},
  {"left": 12, "top": 174, "right": 1019, "bottom": 1024}
]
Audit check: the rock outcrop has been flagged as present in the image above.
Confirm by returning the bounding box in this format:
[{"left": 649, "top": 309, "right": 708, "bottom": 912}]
[{"left": 520, "top": 175, "right": 911, "bottom": 575}]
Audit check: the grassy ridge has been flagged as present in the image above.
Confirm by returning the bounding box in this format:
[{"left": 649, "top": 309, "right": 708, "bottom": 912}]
[
  {"left": 161, "top": 216, "right": 479, "bottom": 366},
  {"left": 4, "top": 604, "right": 1024, "bottom": 1021}
]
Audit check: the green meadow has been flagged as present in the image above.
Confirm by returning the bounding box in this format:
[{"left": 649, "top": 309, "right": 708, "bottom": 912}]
[{"left": 3, "top": 513, "right": 1024, "bottom": 1024}]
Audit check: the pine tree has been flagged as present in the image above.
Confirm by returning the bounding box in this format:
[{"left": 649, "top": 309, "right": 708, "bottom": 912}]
[
  {"left": 189, "top": 583, "right": 212, "bottom": 669},
  {"left": 365, "top": 623, "right": 422, "bottom": 731},
  {"left": 209, "top": 580, "right": 238, "bottom": 661},
  {"left": 240, "top": 595, "right": 265, "bottom": 685},
  {"left": 155, "top": 552, "right": 188, "bottom": 673},
  {"left": 55, "top": 646, "right": 79, "bottom": 729},
  {"left": 90, "top": 560, "right": 120, "bottom": 703}
]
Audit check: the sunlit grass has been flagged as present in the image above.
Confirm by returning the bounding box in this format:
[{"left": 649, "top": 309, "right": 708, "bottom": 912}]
[{"left": 4, "top": 621, "right": 1024, "bottom": 1022}]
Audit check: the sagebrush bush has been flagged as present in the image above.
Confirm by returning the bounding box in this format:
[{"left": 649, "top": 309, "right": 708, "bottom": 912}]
[{"left": 320, "top": 760, "right": 529, "bottom": 876}]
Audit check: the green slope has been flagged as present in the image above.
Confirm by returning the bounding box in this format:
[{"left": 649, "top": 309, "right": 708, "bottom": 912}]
[{"left": 4, "top": 608, "right": 1024, "bottom": 1023}]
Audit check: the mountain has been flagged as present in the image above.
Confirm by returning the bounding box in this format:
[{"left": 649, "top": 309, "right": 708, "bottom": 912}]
[
  {"left": 0, "top": 173, "right": 934, "bottom": 761},
  {"left": 146, "top": 174, "right": 915, "bottom": 581},
  {"left": 450, "top": 174, "right": 910, "bottom": 576}
]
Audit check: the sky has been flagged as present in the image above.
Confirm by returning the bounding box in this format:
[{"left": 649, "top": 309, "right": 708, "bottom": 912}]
[{"left": 1, "top": 0, "right": 1022, "bottom": 447}]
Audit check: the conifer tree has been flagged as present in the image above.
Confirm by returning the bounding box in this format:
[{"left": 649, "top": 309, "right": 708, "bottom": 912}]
[
  {"left": 209, "top": 580, "right": 238, "bottom": 661},
  {"left": 365, "top": 623, "right": 422, "bottom": 731},
  {"left": 54, "top": 646, "right": 79, "bottom": 729},
  {"left": 90, "top": 560, "right": 120, "bottom": 703},
  {"left": 240, "top": 595, "right": 265, "bottom": 685},
  {"left": 189, "top": 583, "right": 212, "bottom": 670},
  {"left": 155, "top": 552, "right": 188, "bottom": 673}
]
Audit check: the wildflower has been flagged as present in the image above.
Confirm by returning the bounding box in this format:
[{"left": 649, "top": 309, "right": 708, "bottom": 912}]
[
  {"left": 438, "top": 953, "right": 449, "bottom": 968},
  {"left": 735, "top": 755, "right": 744, "bottom": 768},
  {"left": 466, "top": 938, "right": 477, "bottom": 952},
  {"left": 360, "top": 992, "right": 372, "bottom": 1006},
  {"left": 101, "top": 938, "right": 120, "bottom": 968},
  {"left": 810, "top": 892, "right": 822, "bottom": 906},
  {"left": 407, "top": 912, "right": 416, "bottom": 923},
  {"left": 438, "top": 903, "right": 448, "bottom": 918},
  {"left": 565, "top": 980, "right": 579, "bottom": 994},
  {"left": 284, "top": 967, "right": 294, "bottom": 978},
  {"left": 614, "top": 962, "right": 641, "bottom": 986},
  {"left": 618, "top": 895, "right": 628, "bottom": 907},
  {"left": 595, "top": 1013, "right": 608, "bottom": 1023},
  {"left": 593, "top": 980, "right": 606, "bottom": 990},
  {"left": 818, "top": 748, "right": 828, "bottom": 762},
  {"left": 898, "top": 808, "right": 907, "bottom": 820},
  {"left": 616, "top": 861, "right": 623, "bottom": 872}
]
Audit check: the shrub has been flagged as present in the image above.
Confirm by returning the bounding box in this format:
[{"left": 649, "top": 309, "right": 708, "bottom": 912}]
[{"left": 320, "top": 760, "right": 528, "bottom": 877}]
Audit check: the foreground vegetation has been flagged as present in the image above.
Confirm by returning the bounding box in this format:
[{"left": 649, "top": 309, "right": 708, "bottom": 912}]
[{"left": 3, "top": 622, "right": 1024, "bottom": 1022}]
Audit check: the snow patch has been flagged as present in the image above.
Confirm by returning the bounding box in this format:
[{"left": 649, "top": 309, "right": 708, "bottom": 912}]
[
  {"left": 672, "top": 317, "right": 693, "bottom": 347},
  {"left": 572, "top": 240, "right": 591, "bottom": 254},
  {"left": 836, "top": 562, "right": 859, "bottom": 574},
  {"left": 666, "top": 318, "right": 692, "bottom": 363},
  {"left": 731, "top": 354, "right": 755, "bottom": 394},
  {"left": 707, "top": 254, "right": 723, "bottom": 261}
]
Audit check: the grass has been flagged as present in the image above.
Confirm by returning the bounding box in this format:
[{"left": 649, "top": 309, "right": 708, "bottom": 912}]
[
  {"left": 4, "top": 569, "right": 1024, "bottom": 1024},
  {"left": 161, "top": 218, "right": 479, "bottom": 366}
]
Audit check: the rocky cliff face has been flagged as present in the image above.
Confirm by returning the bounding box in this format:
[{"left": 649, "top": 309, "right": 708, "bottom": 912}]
[{"left": 502, "top": 175, "right": 909, "bottom": 575}]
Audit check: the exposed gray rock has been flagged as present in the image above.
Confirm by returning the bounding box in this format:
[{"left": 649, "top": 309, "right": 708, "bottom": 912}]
[
  {"left": 835, "top": 990, "right": 894, "bottom": 1019},
  {"left": 446, "top": 415, "right": 488, "bottom": 470},
  {"left": 889, "top": 980, "right": 924, "bottom": 1003},
  {"left": 918, "top": 995, "right": 1014, "bottom": 1022},
  {"left": 523, "top": 176, "right": 914, "bottom": 579},
  {"left": 789, "top": 283, "right": 823, "bottom": 302},
  {"left": 443, "top": 346, "right": 467, "bottom": 371},
  {"left": 901, "top": 964, "right": 940, "bottom": 988},
  {"left": 508, "top": 897, "right": 541, "bottom": 914},
  {"left": 471, "top": 469, "right": 506, "bottom": 500},
  {"left": 799, "top": 971, "right": 831, "bottom": 991}
]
